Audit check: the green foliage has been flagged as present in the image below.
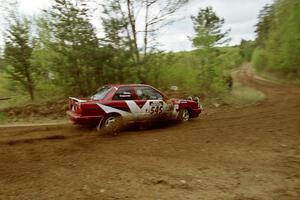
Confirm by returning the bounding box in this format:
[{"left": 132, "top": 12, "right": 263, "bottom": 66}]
[
  {"left": 219, "top": 47, "right": 243, "bottom": 69},
  {"left": 191, "top": 7, "right": 231, "bottom": 96},
  {"left": 140, "top": 47, "right": 242, "bottom": 97},
  {"left": 0, "top": 1, "right": 244, "bottom": 108},
  {"left": 143, "top": 53, "right": 199, "bottom": 95},
  {"left": 39, "top": 0, "right": 102, "bottom": 96},
  {"left": 255, "top": 4, "right": 274, "bottom": 48},
  {"left": 254, "top": 0, "right": 300, "bottom": 78},
  {"left": 239, "top": 40, "right": 255, "bottom": 62},
  {"left": 224, "top": 81, "right": 265, "bottom": 106},
  {"left": 3, "top": 16, "right": 36, "bottom": 100},
  {"left": 191, "top": 7, "right": 230, "bottom": 49},
  {"left": 101, "top": 0, "right": 189, "bottom": 82},
  {"left": 0, "top": 112, "right": 5, "bottom": 122},
  {"left": 252, "top": 48, "right": 268, "bottom": 73}
]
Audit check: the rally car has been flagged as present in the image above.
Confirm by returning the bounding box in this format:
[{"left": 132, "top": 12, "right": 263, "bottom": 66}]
[{"left": 67, "top": 84, "right": 202, "bottom": 131}]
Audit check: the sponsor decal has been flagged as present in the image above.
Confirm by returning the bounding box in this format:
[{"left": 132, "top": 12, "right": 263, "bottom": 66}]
[
  {"left": 96, "top": 100, "right": 166, "bottom": 117},
  {"left": 149, "top": 101, "right": 164, "bottom": 114},
  {"left": 96, "top": 103, "right": 130, "bottom": 116}
]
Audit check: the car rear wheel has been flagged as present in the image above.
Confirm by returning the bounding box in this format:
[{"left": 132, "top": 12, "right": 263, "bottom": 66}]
[
  {"left": 103, "top": 116, "right": 117, "bottom": 127},
  {"left": 97, "top": 114, "right": 122, "bottom": 134},
  {"left": 177, "top": 109, "right": 190, "bottom": 122}
]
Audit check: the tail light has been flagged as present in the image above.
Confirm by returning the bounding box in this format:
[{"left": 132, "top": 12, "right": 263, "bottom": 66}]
[
  {"left": 68, "top": 99, "right": 72, "bottom": 110},
  {"left": 76, "top": 103, "right": 82, "bottom": 114}
]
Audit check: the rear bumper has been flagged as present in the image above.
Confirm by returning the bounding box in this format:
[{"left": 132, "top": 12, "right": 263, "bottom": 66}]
[{"left": 66, "top": 111, "right": 103, "bottom": 125}]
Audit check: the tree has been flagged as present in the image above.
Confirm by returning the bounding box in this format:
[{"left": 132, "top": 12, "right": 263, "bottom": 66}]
[
  {"left": 191, "top": 7, "right": 230, "bottom": 50},
  {"left": 101, "top": 0, "right": 189, "bottom": 81},
  {"left": 253, "top": 0, "right": 300, "bottom": 77},
  {"left": 254, "top": 4, "right": 274, "bottom": 48},
  {"left": 41, "top": 0, "right": 101, "bottom": 96},
  {"left": 191, "top": 7, "right": 231, "bottom": 95},
  {"left": 239, "top": 39, "right": 255, "bottom": 62},
  {"left": 3, "top": 16, "right": 36, "bottom": 100}
]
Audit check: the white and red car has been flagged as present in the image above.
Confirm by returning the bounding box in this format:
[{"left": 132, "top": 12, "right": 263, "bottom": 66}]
[{"left": 67, "top": 84, "right": 202, "bottom": 130}]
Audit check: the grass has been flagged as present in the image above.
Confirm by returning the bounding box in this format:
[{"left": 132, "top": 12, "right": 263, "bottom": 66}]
[
  {"left": 0, "top": 96, "right": 31, "bottom": 110},
  {"left": 0, "top": 73, "right": 31, "bottom": 109},
  {"left": 0, "top": 112, "right": 6, "bottom": 123},
  {"left": 256, "top": 70, "right": 300, "bottom": 86},
  {"left": 0, "top": 72, "right": 67, "bottom": 124},
  {"left": 0, "top": 72, "right": 68, "bottom": 110},
  {"left": 224, "top": 81, "right": 266, "bottom": 106}
]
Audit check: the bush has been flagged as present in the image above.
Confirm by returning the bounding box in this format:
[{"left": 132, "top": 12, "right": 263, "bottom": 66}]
[{"left": 252, "top": 48, "right": 268, "bottom": 73}]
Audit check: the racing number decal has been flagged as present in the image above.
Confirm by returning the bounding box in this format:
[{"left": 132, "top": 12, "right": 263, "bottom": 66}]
[{"left": 149, "top": 101, "right": 164, "bottom": 115}]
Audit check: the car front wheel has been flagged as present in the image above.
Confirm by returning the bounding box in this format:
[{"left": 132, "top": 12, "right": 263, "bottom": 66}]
[{"left": 177, "top": 109, "right": 190, "bottom": 122}]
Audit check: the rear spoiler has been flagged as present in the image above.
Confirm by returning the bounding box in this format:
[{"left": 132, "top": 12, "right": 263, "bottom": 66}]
[{"left": 69, "top": 97, "right": 87, "bottom": 103}]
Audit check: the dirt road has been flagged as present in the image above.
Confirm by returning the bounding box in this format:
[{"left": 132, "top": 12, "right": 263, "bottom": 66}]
[{"left": 0, "top": 69, "right": 299, "bottom": 200}]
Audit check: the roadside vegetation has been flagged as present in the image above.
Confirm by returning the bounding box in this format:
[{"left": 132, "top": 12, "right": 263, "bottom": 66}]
[
  {"left": 224, "top": 75, "right": 265, "bottom": 106},
  {"left": 0, "top": 1, "right": 239, "bottom": 101},
  {"left": 252, "top": 0, "right": 300, "bottom": 82},
  {"left": 2, "top": 0, "right": 298, "bottom": 123}
]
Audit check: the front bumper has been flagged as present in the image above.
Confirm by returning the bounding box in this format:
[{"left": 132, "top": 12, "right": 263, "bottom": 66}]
[
  {"left": 190, "top": 108, "right": 202, "bottom": 118},
  {"left": 66, "top": 111, "right": 103, "bottom": 125}
]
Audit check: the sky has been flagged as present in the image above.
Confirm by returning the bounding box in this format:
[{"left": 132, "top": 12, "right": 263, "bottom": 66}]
[{"left": 4, "top": 0, "right": 274, "bottom": 52}]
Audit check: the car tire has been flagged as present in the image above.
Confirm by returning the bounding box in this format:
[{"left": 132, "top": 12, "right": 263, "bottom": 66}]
[
  {"left": 97, "top": 114, "right": 122, "bottom": 135},
  {"left": 177, "top": 108, "right": 190, "bottom": 122}
]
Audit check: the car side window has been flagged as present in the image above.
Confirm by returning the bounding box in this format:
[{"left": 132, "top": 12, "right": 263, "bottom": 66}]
[
  {"left": 112, "top": 87, "right": 133, "bottom": 100},
  {"left": 134, "top": 86, "right": 163, "bottom": 100}
]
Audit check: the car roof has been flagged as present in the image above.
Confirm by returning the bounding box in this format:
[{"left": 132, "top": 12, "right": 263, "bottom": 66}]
[{"left": 102, "top": 83, "right": 168, "bottom": 99}]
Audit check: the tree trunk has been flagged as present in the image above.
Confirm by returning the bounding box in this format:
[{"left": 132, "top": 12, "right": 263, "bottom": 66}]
[
  {"left": 144, "top": 0, "right": 150, "bottom": 56},
  {"left": 126, "top": 0, "right": 140, "bottom": 64},
  {"left": 24, "top": 63, "right": 35, "bottom": 101},
  {"left": 28, "top": 85, "right": 35, "bottom": 101}
]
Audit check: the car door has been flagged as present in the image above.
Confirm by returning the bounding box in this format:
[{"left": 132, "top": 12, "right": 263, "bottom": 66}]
[
  {"left": 133, "top": 86, "right": 167, "bottom": 120},
  {"left": 101, "top": 86, "right": 135, "bottom": 119}
]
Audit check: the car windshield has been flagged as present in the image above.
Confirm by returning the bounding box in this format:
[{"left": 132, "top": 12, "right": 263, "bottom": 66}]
[{"left": 91, "top": 86, "right": 112, "bottom": 100}]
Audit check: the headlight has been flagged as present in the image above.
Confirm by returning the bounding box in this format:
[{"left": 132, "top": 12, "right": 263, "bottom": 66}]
[{"left": 200, "top": 104, "right": 203, "bottom": 110}]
